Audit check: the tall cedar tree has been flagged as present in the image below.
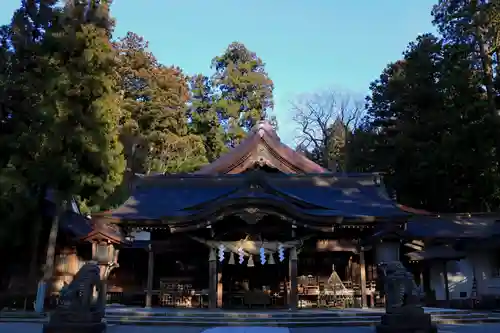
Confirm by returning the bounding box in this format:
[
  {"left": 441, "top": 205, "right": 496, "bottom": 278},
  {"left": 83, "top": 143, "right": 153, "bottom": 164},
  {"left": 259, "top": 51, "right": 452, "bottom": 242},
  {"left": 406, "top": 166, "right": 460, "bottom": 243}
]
[
  {"left": 189, "top": 74, "right": 227, "bottom": 162},
  {"left": 432, "top": 0, "right": 499, "bottom": 115},
  {"left": 212, "top": 42, "right": 275, "bottom": 146},
  {"left": 4, "top": 0, "right": 126, "bottom": 283},
  {"left": 115, "top": 32, "right": 207, "bottom": 176},
  {"left": 0, "top": 22, "right": 34, "bottom": 273},
  {"left": 4, "top": 0, "right": 62, "bottom": 285},
  {"left": 365, "top": 34, "right": 499, "bottom": 212}
]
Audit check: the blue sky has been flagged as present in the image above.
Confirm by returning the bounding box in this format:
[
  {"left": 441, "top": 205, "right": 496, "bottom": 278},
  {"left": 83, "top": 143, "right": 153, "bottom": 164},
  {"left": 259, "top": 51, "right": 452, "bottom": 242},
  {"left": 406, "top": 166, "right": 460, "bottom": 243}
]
[{"left": 2, "top": 0, "right": 436, "bottom": 144}]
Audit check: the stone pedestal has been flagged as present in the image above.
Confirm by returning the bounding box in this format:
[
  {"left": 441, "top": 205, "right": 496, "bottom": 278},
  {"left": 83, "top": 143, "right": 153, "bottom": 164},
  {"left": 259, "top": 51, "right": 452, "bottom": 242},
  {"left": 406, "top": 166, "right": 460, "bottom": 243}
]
[
  {"left": 43, "top": 322, "right": 106, "bottom": 333},
  {"left": 375, "top": 306, "right": 437, "bottom": 333},
  {"left": 43, "top": 310, "right": 106, "bottom": 333}
]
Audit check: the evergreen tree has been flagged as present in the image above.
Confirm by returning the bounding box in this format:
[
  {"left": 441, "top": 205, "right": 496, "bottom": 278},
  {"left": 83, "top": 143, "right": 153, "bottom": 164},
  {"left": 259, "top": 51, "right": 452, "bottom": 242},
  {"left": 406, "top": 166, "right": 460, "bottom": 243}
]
[
  {"left": 114, "top": 32, "right": 207, "bottom": 176},
  {"left": 211, "top": 42, "right": 275, "bottom": 146},
  {"left": 0, "top": 0, "right": 126, "bottom": 292},
  {"left": 189, "top": 74, "right": 227, "bottom": 162},
  {"left": 365, "top": 34, "right": 499, "bottom": 212}
]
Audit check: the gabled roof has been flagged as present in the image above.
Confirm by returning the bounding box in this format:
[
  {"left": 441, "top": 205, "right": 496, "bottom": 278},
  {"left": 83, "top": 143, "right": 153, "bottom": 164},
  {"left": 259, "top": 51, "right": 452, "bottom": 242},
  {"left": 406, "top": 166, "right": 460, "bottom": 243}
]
[
  {"left": 195, "top": 121, "right": 328, "bottom": 175},
  {"left": 58, "top": 210, "right": 125, "bottom": 244}
]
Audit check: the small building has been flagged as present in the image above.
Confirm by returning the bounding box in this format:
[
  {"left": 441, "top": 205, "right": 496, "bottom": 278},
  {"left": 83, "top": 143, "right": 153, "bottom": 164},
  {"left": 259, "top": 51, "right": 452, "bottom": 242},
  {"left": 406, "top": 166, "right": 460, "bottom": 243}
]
[{"left": 404, "top": 213, "right": 500, "bottom": 309}]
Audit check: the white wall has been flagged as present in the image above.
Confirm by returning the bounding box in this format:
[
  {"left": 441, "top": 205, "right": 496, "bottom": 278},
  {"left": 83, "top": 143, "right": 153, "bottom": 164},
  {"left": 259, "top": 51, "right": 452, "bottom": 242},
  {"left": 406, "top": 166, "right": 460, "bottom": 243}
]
[{"left": 429, "top": 251, "right": 500, "bottom": 300}]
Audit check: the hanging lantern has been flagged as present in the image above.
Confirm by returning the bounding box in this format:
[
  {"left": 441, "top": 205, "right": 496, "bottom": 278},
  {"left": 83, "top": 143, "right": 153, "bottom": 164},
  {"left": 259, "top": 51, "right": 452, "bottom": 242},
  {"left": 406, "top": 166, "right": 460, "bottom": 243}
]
[
  {"left": 259, "top": 247, "right": 266, "bottom": 265},
  {"left": 247, "top": 255, "right": 255, "bottom": 267},
  {"left": 268, "top": 253, "right": 275, "bottom": 265},
  {"left": 278, "top": 243, "right": 285, "bottom": 262},
  {"left": 228, "top": 252, "right": 235, "bottom": 265},
  {"left": 238, "top": 247, "right": 244, "bottom": 264},
  {"left": 218, "top": 244, "right": 225, "bottom": 263}
]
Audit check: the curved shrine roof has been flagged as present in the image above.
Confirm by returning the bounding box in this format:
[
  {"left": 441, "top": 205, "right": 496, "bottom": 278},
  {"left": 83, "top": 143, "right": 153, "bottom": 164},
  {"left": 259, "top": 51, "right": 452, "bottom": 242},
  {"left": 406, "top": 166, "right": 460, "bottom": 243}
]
[
  {"left": 92, "top": 121, "right": 409, "bottom": 231},
  {"left": 106, "top": 172, "right": 409, "bottom": 225}
]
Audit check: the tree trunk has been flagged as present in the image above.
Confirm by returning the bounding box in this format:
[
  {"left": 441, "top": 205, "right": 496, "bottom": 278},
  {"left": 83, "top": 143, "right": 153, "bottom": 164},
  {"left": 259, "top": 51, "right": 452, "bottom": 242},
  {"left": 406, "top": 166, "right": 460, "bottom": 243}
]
[
  {"left": 496, "top": 49, "right": 500, "bottom": 79},
  {"left": 27, "top": 217, "right": 43, "bottom": 287},
  {"left": 43, "top": 198, "right": 64, "bottom": 282},
  {"left": 26, "top": 188, "right": 47, "bottom": 309},
  {"left": 34, "top": 196, "right": 64, "bottom": 313},
  {"left": 476, "top": 26, "right": 497, "bottom": 114},
  {"left": 27, "top": 188, "right": 46, "bottom": 286},
  {"left": 472, "top": 1, "right": 497, "bottom": 115}
]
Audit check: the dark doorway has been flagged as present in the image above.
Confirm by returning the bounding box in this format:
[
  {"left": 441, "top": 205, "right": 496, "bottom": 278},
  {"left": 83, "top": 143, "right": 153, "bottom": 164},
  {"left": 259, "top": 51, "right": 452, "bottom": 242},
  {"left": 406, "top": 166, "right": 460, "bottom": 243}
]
[{"left": 220, "top": 257, "right": 288, "bottom": 309}]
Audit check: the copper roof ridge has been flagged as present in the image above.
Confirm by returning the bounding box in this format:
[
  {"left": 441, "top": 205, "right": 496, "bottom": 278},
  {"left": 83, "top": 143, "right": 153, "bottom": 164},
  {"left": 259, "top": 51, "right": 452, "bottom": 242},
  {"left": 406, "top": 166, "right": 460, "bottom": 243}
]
[{"left": 195, "top": 120, "right": 328, "bottom": 174}]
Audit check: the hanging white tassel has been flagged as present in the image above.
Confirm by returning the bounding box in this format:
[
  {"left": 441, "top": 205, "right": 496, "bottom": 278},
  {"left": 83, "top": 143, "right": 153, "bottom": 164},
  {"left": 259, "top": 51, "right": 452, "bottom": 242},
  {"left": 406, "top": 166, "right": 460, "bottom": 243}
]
[
  {"left": 268, "top": 253, "right": 275, "bottom": 265},
  {"left": 218, "top": 244, "right": 225, "bottom": 262},
  {"left": 209, "top": 248, "right": 216, "bottom": 262},
  {"left": 228, "top": 252, "right": 235, "bottom": 265},
  {"left": 247, "top": 255, "right": 255, "bottom": 267},
  {"left": 259, "top": 247, "right": 266, "bottom": 265},
  {"left": 238, "top": 247, "right": 244, "bottom": 264}
]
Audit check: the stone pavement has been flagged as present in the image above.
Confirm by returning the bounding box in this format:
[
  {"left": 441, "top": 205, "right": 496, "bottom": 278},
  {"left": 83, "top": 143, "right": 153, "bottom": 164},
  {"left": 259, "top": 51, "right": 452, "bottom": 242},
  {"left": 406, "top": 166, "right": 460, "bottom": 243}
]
[{"left": 3, "top": 323, "right": 500, "bottom": 333}]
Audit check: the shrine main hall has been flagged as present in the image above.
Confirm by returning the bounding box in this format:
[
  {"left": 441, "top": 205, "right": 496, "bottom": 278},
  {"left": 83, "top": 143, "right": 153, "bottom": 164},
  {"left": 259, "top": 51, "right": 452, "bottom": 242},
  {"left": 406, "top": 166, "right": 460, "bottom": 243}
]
[{"left": 53, "top": 121, "right": 416, "bottom": 310}]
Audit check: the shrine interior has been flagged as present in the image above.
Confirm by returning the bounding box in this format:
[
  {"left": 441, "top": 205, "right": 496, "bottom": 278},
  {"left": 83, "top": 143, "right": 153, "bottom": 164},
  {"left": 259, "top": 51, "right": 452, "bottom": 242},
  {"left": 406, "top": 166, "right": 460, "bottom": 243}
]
[{"left": 108, "top": 212, "right": 387, "bottom": 309}]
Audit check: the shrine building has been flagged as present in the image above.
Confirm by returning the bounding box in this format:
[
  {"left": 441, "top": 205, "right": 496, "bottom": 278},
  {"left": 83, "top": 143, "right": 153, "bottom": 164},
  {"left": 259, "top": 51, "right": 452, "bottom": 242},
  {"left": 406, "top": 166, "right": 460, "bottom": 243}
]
[
  {"left": 20, "top": 121, "right": 500, "bottom": 311},
  {"left": 68, "top": 121, "right": 409, "bottom": 310}
]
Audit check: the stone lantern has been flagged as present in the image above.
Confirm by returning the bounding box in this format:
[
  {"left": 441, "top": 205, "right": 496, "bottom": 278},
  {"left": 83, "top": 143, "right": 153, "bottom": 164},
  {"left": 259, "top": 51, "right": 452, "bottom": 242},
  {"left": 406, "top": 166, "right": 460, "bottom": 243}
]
[{"left": 92, "top": 241, "right": 120, "bottom": 308}]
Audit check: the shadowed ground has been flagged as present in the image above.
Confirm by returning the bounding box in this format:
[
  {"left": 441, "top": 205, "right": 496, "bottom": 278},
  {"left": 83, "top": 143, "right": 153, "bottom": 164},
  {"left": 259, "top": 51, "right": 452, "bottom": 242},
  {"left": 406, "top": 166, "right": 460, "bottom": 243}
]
[{"left": 3, "top": 323, "right": 500, "bottom": 333}]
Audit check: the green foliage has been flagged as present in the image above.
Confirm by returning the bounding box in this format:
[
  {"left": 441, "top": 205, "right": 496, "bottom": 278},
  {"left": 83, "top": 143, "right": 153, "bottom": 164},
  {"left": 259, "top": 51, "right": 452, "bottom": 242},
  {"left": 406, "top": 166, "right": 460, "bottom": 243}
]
[
  {"left": 188, "top": 74, "right": 227, "bottom": 162},
  {"left": 211, "top": 42, "right": 275, "bottom": 146},
  {"left": 0, "top": 0, "right": 126, "bottom": 245},
  {"left": 114, "top": 32, "right": 208, "bottom": 179},
  {"left": 45, "top": 1, "right": 125, "bottom": 207},
  {"left": 290, "top": 1, "right": 500, "bottom": 213},
  {"left": 361, "top": 32, "right": 500, "bottom": 212}
]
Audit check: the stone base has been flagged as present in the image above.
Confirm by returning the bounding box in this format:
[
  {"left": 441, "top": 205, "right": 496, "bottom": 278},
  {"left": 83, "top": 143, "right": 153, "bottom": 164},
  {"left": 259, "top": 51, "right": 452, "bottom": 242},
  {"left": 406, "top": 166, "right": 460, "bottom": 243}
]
[
  {"left": 42, "top": 322, "right": 106, "bottom": 333},
  {"left": 375, "top": 306, "right": 437, "bottom": 333}
]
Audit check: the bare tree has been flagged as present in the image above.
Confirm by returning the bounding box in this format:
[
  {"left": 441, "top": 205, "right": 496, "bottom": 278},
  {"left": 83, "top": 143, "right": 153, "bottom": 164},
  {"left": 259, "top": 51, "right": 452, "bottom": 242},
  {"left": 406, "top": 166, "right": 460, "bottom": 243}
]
[{"left": 291, "top": 90, "right": 364, "bottom": 171}]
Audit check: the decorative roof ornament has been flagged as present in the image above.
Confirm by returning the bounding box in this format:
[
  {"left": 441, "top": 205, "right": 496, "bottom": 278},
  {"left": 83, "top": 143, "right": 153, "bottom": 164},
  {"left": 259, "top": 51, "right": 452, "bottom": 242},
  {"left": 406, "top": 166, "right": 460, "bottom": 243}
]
[{"left": 254, "top": 120, "right": 280, "bottom": 141}]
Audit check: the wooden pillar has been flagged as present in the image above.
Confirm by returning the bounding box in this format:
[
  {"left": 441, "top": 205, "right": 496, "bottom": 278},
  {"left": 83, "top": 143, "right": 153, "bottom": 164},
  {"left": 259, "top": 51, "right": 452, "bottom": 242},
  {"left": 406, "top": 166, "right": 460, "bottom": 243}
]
[
  {"left": 217, "top": 272, "right": 223, "bottom": 308},
  {"left": 359, "top": 248, "right": 368, "bottom": 308},
  {"left": 145, "top": 244, "right": 154, "bottom": 308},
  {"left": 443, "top": 261, "right": 450, "bottom": 303},
  {"left": 289, "top": 247, "right": 298, "bottom": 310},
  {"left": 208, "top": 248, "right": 217, "bottom": 309}
]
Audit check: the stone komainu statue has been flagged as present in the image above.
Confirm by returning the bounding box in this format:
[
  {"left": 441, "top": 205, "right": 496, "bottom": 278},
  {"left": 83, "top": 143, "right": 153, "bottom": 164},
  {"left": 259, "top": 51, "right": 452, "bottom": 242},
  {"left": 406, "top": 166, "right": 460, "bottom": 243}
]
[
  {"left": 375, "top": 262, "right": 437, "bottom": 333},
  {"left": 377, "top": 261, "right": 423, "bottom": 311},
  {"left": 44, "top": 262, "right": 106, "bottom": 333}
]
